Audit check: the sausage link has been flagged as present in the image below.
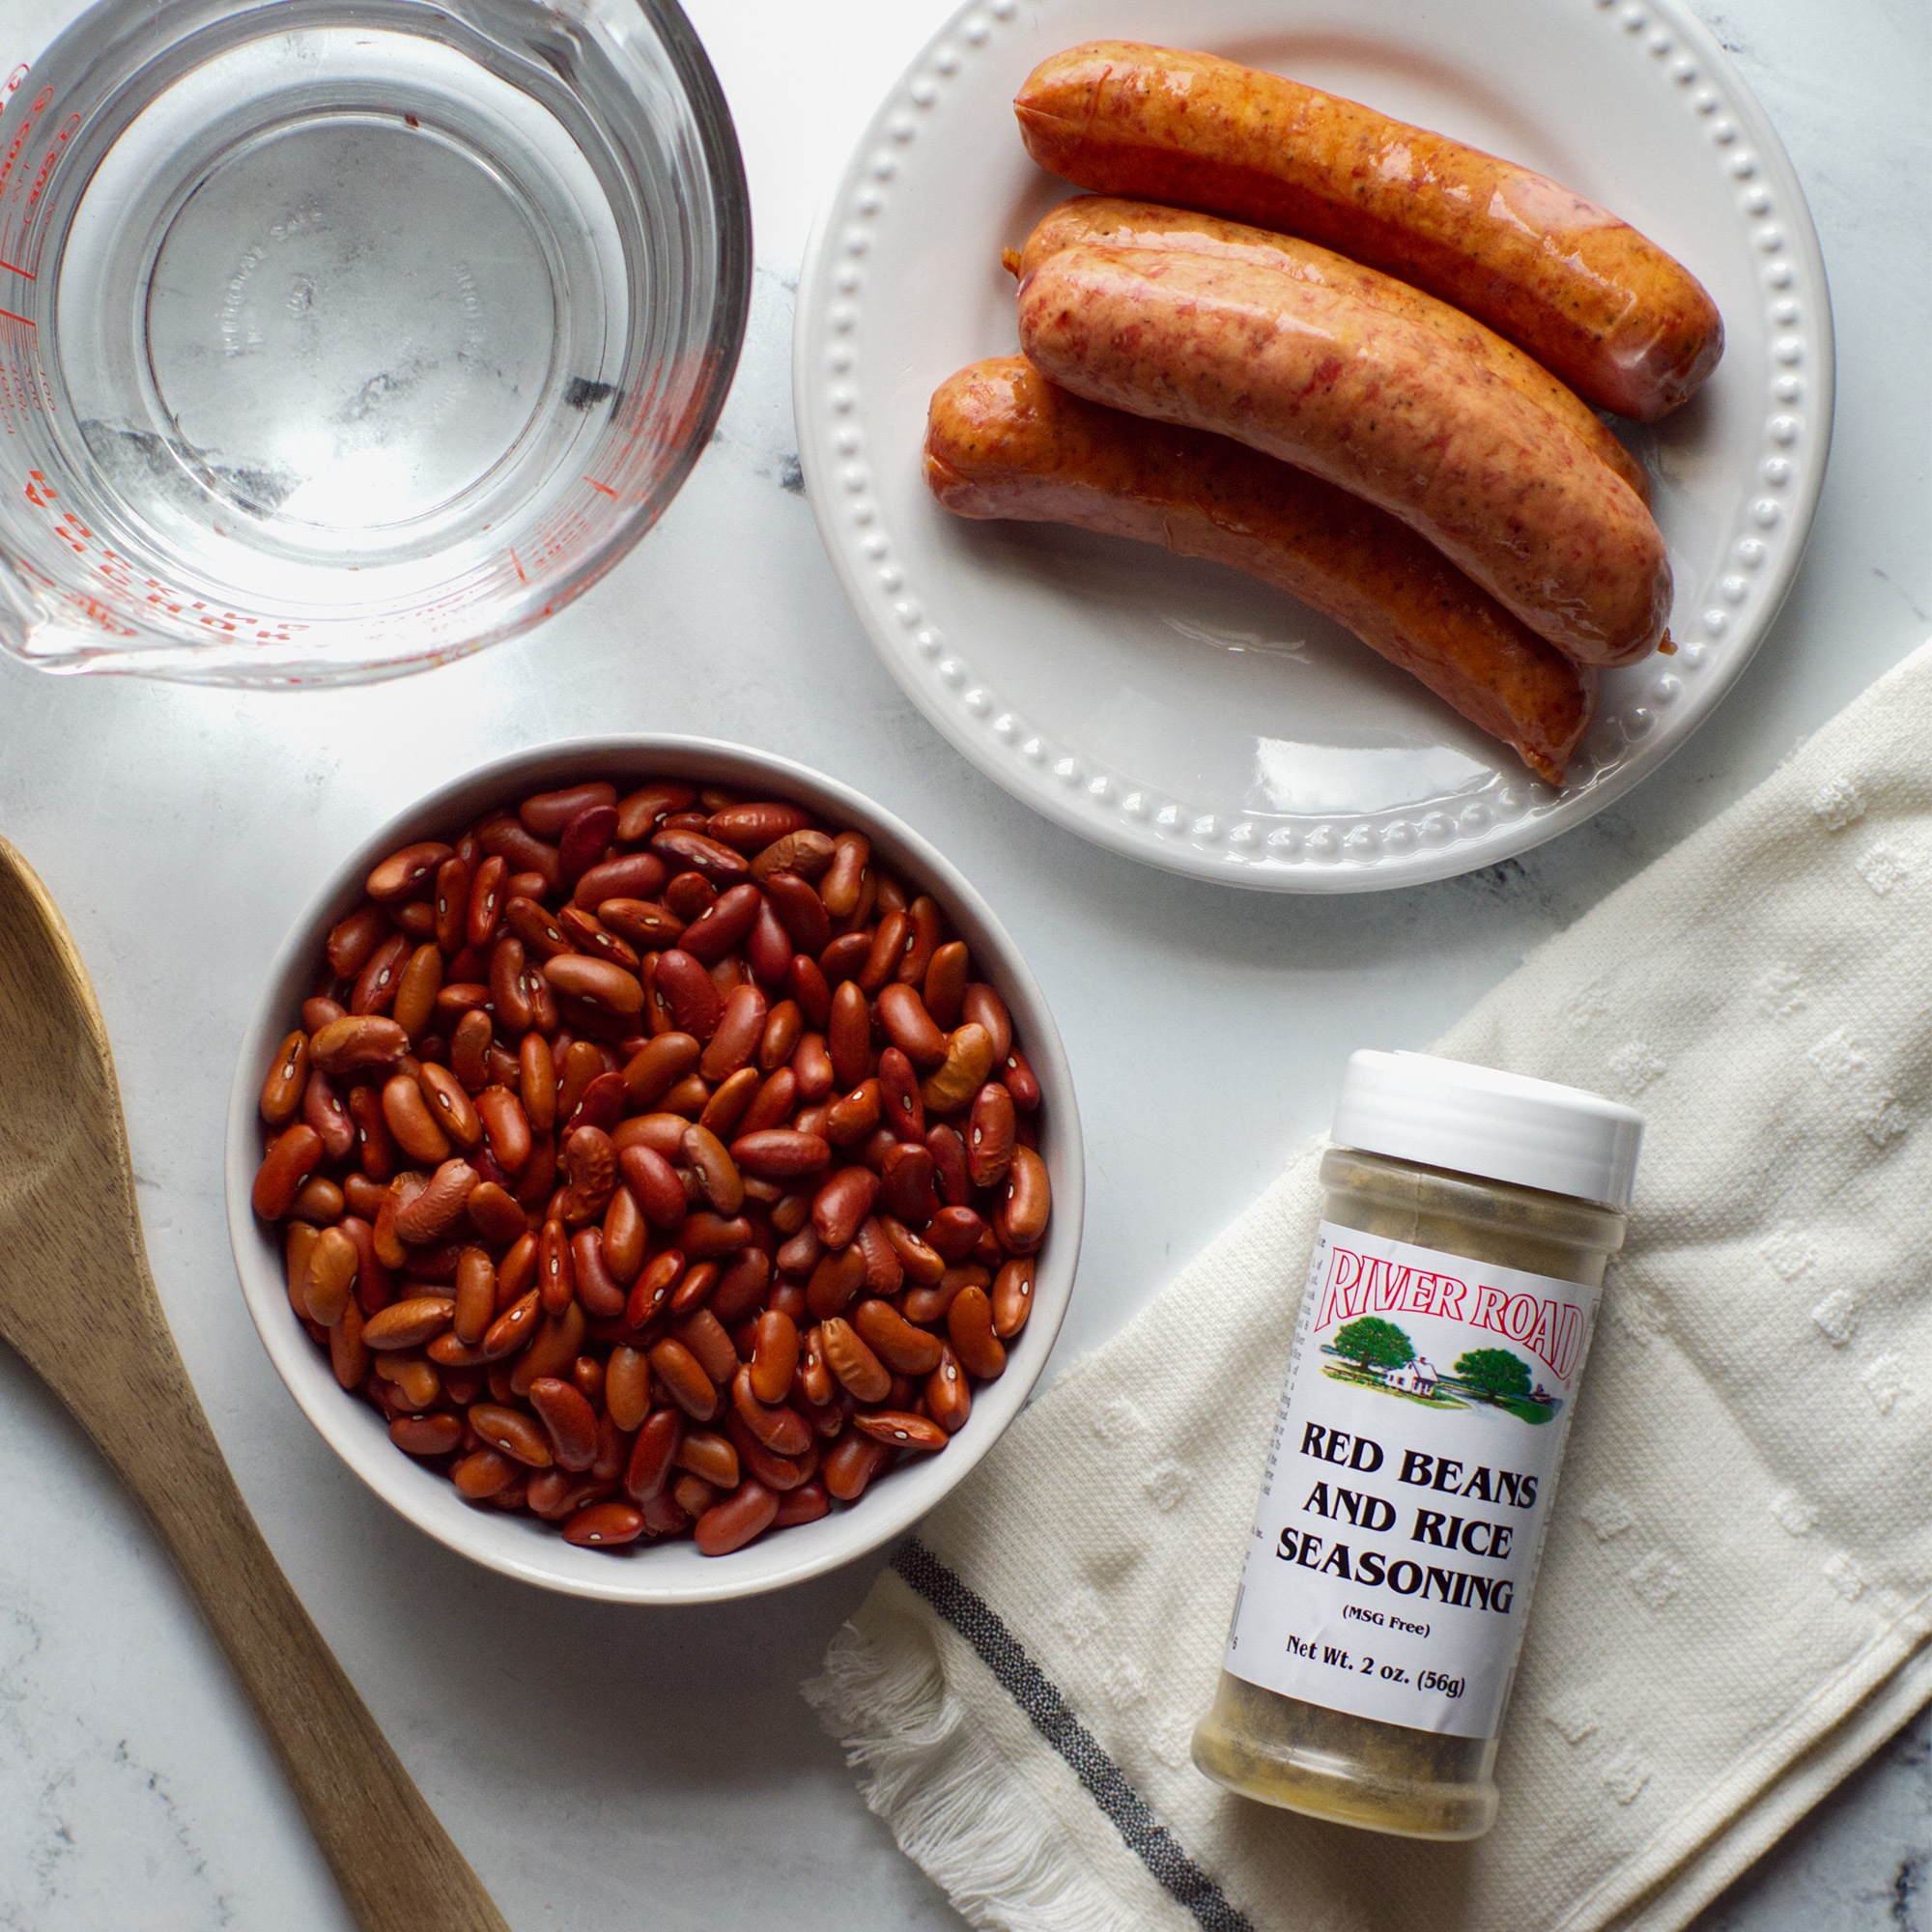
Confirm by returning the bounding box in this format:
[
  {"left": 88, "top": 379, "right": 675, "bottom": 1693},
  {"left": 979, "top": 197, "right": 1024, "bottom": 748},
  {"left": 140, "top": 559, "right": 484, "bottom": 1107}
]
[
  {"left": 1013, "top": 43, "right": 1722, "bottom": 420},
  {"left": 1019, "top": 196, "right": 1652, "bottom": 504},
  {"left": 1015, "top": 253, "right": 1668, "bottom": 667},
  {"left": 924, "top": 357, "right": 1596, "bottom": 783}
]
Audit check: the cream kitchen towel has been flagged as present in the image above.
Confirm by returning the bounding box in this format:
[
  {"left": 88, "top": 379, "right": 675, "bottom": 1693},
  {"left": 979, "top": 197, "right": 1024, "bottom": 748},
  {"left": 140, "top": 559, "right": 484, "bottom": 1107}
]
[{"left": 805, "top": 636, "right": 1932, "bottom": 1932}]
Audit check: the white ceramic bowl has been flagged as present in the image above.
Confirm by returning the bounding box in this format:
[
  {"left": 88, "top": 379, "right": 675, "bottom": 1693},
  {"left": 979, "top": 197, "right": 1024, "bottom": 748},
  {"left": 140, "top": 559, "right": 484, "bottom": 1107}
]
[{"left": 226, "top": 738, "right": 1083, "bottom": 1603}]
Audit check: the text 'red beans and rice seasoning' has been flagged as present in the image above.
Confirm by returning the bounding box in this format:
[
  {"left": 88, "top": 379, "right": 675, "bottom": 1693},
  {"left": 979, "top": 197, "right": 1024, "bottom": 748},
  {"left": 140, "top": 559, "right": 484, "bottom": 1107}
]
[{"left": 1192, "top": 1050, "right": 1642, "bottom": 1839}]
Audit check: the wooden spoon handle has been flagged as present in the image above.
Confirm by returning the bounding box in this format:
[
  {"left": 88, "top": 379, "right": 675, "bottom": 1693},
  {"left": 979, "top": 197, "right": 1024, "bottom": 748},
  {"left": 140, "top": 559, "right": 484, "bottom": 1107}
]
[
  {"left": 70, "top": 1312, "right": 512, "bottom": 1932},
  {"left": 0, "top": 839, "right": 506, "bottom": 1927}
]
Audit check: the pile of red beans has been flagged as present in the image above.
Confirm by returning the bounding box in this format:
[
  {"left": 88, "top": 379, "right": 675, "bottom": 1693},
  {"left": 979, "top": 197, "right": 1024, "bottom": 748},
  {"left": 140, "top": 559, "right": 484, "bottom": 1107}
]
[{"left": 251, "top": 778, "right": 1050, "bottom": 1556}]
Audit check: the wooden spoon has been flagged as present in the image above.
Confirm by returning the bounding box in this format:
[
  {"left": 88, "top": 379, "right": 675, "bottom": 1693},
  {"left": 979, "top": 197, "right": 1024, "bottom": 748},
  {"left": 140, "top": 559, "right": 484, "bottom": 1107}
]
[{"left": 0, "top": 838, "right": 511, "bottom": 1932}]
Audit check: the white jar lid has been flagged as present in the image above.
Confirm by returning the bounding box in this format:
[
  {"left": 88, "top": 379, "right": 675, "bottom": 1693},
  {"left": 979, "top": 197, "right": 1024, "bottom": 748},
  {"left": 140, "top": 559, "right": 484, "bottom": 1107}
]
[{"left": 1331, "top": 1050, "right": 1643, "bottom": 1208}]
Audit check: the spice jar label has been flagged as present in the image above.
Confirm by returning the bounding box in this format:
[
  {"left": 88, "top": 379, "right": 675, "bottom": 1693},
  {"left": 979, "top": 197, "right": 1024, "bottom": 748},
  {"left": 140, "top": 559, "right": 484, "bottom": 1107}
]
[{"left": 1222, "top": 1220, "right": 1600, "bottom": 1740}]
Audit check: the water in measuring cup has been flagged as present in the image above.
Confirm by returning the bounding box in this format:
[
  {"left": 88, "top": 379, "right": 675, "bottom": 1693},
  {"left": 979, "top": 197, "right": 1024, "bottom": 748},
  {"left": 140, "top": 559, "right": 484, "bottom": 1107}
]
[{"left": 0, "top": 0, "right": 744, "bottom": 676}]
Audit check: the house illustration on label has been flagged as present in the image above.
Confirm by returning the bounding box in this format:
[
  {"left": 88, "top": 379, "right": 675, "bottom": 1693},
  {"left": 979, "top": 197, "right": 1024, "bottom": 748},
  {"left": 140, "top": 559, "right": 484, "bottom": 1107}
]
[
  {"left": 1385, "top": 1356, "right": 1439, "bottom": 1397},
  {"left": 1320, "top": 1316, "right": 1557, "bottom": 1420}
]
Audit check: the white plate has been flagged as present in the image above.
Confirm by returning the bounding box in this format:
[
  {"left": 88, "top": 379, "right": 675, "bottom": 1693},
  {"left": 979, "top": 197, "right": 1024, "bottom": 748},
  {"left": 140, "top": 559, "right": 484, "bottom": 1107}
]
[{"left": 794, "top": 0, "right": 1833, "bottom": 890}]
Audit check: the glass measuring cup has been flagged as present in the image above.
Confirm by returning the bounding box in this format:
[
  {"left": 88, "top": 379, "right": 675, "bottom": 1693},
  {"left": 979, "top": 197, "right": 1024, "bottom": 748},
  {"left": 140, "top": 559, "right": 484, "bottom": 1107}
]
[{"left": 0, "top": 0, "right": 750, "bottom": 681}]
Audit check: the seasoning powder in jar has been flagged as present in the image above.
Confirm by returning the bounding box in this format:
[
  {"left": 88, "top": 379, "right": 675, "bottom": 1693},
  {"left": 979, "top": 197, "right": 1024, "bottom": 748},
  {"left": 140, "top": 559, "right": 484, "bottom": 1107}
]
[{"left": 1191, "top": 1050, "right": 1642, "bottom": 1840}]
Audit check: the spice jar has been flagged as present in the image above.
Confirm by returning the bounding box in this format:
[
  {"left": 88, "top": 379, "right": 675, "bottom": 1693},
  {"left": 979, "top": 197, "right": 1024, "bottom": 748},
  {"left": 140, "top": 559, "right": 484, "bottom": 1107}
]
[{"left": 1191, "top": 1050, "right": 1642, "bottom": 1840}]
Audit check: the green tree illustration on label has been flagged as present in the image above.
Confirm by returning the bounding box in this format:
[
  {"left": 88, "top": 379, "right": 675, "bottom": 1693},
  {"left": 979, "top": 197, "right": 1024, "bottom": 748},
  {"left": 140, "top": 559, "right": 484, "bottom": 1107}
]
[
  {"left": 1453, "top": 1348, "right": 1531, "bottom": 1400},
  {"left": 1330, "top": 1317, "right": 1413, "bottom": 1371},
  {"left": 1453, "top": 1347, "right": 1554, "bottom": 1423},
  {"left": 1322, "top": 1318, "right": 1456, "bottom": 1403}
]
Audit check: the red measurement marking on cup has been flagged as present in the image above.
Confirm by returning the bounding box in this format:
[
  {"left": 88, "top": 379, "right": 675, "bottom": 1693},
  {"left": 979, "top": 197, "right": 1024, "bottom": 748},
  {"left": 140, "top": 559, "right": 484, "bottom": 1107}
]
[
  {"left": 527, "top": 504, "right": 593, "bottom": 574},
  {"left": 23, "top": 113, "right": 80, "bottom": 211},
  {"left": 0, "top": 351, "right": 52, "bottom": 429},
  {"left": 0, "top": 87, "right": 51, "bottom": 203},
  {"left": 136, "top": 592, "right": 308, "bottom": 643},
  {"left": 0, "top": 84, "right": 53, "bottom": 428},
  {"left": 15, "top": 479, "right": 310, "bottom": 644},
  {"left": 14, "top": 554, "right": 137, "bottom": 639},
  {"left": 352, "top": 579, "right": 492, "bottom": 649}
]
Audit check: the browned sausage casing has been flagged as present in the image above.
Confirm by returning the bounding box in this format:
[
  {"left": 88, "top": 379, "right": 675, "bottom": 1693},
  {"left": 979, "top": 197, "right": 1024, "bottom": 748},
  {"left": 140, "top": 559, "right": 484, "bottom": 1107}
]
[
  {"left": 924, "top": 357, "right": 1597, "bottom": 785},
  {"left": 1017, "top": 243, "right": 1671, "bottom": 667},
  {"left": 1017, "top": 197, "right": 1651, "bottom": 507},
  {"left": 1014, "top": 42, "right": 1723, "bottom": 421}
]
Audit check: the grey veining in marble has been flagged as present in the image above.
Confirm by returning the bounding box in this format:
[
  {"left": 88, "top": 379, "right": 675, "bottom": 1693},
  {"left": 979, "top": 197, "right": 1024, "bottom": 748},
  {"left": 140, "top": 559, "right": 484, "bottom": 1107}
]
[{"left": 0, "top": 0, "right": 1926, "bottom": 1926}]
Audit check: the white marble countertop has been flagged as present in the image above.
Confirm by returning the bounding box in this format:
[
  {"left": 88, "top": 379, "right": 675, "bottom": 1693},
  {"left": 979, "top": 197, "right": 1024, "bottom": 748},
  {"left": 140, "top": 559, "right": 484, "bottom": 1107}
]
[{"left": 0, "top": 0, "right": 1926, "bottom": 1925}]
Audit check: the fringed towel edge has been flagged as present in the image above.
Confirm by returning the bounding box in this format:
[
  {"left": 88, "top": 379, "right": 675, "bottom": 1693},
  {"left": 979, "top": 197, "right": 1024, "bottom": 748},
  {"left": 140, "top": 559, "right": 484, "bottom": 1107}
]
[{"left": 803, "top": 1573, "right": 1140, "bottom": 1932}]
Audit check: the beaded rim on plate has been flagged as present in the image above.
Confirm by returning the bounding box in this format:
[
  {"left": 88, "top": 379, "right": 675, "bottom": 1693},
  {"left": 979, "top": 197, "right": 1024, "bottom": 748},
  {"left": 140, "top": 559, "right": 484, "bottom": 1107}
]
[{"left": 793, "top": 0, "right": 1834, "bottom": 890}]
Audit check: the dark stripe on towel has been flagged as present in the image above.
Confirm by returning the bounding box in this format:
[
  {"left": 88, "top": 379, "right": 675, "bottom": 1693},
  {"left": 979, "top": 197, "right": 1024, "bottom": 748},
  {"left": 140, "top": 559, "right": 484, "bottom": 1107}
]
[{"left": 893, "top": 1537, "right": 1255, "bottom": 1932}]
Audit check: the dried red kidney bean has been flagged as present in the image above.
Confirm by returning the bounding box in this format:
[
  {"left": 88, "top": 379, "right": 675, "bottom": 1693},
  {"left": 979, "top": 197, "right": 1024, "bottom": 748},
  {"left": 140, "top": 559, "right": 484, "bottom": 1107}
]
[{"left": 256, "top": 775, "right": 1052, "bottom": 1559}]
